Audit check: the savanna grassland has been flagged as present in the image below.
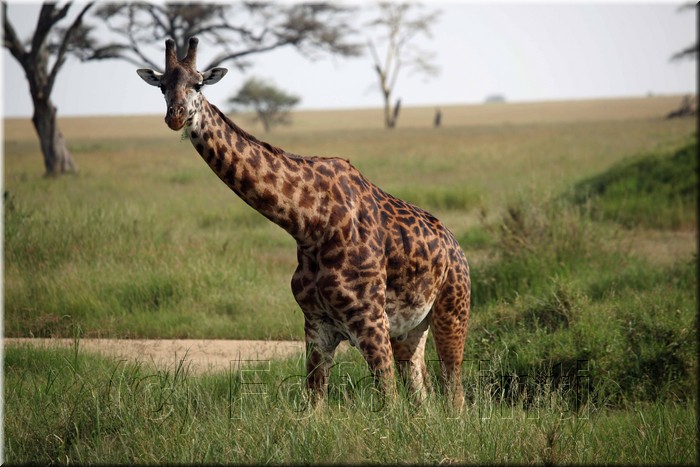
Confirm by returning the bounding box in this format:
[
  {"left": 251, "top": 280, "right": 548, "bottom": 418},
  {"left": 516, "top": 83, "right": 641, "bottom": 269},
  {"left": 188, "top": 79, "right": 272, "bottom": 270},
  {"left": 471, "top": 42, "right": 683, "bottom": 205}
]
[{"left": 3, "top": 96, "right": 697, "bottom": 463}]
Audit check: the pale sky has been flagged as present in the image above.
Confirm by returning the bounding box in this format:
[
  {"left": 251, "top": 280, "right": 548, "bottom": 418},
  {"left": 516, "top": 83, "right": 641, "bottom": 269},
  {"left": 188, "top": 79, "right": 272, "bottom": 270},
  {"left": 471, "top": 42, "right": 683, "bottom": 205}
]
[{"left": 2, "top": 1, "right": 696, "bottom": 118}]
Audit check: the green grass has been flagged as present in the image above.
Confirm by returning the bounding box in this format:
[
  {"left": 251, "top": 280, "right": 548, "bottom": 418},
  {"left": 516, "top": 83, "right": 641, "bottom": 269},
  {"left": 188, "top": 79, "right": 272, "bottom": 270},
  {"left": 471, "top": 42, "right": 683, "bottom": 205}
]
[
  {"left": 4, "top": 344, "right": 696, "bottom": 464},
  {"left": 3, "top": 101, "right": 697, "bottom": 463},
  {"left": 572, "top": 138, "right": 698, "bottom": 229}
]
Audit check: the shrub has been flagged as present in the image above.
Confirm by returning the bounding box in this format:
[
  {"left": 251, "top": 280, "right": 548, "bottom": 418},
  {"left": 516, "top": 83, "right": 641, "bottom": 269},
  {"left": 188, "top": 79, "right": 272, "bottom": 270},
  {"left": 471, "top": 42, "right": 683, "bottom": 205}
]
[{"left": 471, "top": 194, "right": 601, "bottom": 306}]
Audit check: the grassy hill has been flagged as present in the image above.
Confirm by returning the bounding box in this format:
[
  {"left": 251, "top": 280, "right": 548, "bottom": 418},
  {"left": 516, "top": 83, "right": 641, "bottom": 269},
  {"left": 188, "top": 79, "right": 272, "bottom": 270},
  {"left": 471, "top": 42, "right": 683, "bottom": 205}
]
[{"left": 573, "top": 138, "right": 697, "bottom": 229}]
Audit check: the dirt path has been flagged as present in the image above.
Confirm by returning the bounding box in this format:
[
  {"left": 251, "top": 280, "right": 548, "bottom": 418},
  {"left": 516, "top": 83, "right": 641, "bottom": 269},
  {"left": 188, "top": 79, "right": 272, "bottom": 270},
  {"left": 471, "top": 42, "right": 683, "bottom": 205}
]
[{"left": 4, "top": 338, "right": 309, "bottom": 374}]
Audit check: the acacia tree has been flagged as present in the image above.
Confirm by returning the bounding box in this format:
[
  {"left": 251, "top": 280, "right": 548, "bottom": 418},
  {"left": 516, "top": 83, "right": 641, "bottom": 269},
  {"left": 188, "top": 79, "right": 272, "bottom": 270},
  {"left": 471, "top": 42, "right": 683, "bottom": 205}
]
[
  {"left": 670, "top": 3, "right": 696, "bottom": 61},
  {"left": 86, "top": 2, "right": 361, "bottom": 71},
  {"left": 366, "top": 2, "right": 440, "bottom": 129},
  {"left": 228, "top": 77, "right": 300, "bottom": 132},
  {"left": 3, "top": 1, "right": 95, "bottom": 175}
]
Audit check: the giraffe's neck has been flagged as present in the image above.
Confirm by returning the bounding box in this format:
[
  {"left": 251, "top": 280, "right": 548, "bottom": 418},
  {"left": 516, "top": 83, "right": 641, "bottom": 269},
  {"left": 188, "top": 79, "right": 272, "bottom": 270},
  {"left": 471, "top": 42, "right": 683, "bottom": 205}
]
[{"left": 188, "top": 97, "right": 319, "bottom": 244}]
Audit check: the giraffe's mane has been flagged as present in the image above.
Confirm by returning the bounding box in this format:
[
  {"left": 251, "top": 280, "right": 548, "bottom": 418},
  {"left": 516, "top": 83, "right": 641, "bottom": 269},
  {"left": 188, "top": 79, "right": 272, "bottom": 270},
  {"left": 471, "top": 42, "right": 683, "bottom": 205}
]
[{"left": 208, "top": 102, "right": 286, "bottom": 156}]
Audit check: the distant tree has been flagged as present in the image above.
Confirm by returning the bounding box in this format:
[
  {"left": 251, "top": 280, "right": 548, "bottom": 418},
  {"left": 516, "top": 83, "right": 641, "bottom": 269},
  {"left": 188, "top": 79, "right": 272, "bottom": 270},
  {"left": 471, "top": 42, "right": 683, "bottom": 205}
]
[
  {"left": 670, "top": 3, "right": 697, "bottom": 61},
  {"left": 88, "top": 2, "right": 362, "bottom": 71},
  {"left": 366, "top": 2, "right": 440, "bottom": 129},
  {"left": 228, "top": 77, "right": 301, "bottom": 132},
  {"left": 3, "top": 1, "right": 95, "bottom": 175}
]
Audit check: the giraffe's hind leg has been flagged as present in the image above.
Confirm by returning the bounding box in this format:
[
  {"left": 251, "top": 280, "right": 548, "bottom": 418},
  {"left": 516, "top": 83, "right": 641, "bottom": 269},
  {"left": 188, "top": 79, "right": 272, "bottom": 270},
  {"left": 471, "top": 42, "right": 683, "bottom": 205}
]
[
  {"left": 431, "top": 267, "right": 470, "bottom": 410},
  {"left": 391, "top": 315, "right": 431, "bottom": 404}
]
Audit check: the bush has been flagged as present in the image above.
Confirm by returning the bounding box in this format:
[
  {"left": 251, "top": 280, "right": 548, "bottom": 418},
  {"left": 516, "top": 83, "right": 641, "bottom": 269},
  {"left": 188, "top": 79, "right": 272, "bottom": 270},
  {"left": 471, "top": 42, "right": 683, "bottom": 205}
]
[{"left": 471, "top": 194, "right": 602, "bottom": 306}]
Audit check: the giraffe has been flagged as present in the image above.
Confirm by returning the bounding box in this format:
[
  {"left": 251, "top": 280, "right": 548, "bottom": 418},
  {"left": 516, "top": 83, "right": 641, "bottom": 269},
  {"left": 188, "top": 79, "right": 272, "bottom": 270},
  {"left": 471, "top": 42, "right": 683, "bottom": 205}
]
[{"left": 137, "top": 37, "right": 471, "bottom": 408}]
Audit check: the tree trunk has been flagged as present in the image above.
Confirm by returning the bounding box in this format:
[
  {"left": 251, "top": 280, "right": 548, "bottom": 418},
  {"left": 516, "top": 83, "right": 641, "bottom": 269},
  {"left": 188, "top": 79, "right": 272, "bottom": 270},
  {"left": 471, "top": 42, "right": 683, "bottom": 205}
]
[
  {"left": 383, "top": 90, "right": 395, "bottom": 129},
  {"left": 31, "top": 98, "right": 77, "bottom": 176},
  {"left": 382, "top": 89, "right": 402, "bottom": 129},
  {"left": 258, "top": 111, "right": 271, "bottom": 133},
  {"left": 392, "top": 98, "right": 401, "bottom": 127}
]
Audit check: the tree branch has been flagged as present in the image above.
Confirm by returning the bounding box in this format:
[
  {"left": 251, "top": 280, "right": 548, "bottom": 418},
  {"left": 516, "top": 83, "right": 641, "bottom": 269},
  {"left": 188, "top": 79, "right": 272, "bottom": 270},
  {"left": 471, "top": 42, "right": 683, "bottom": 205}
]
[
  {"left": 2, "top": 1, "right": 28, "bottom": 64},
  {"left": 47, "top": 2, "right": 94, "bottom": 94},
  {"left": 204, "top": 39, "right": 290, "bottom": 70},
  {"left": 87, "top": 2, "right": 360, "bottom": 70},
  {"left": 29, "top": 2, "right": 69, "bottom": 62},
  {"left": 671, "top": 42, "right": 697, "bottom": 61}
]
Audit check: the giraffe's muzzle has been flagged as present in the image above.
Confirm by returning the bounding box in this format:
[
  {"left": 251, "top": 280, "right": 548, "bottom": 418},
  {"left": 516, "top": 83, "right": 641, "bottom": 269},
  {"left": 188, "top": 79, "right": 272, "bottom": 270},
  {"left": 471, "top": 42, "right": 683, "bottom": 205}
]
[{"left": 165, "top": 105, "right": 187, "bottom": 131}]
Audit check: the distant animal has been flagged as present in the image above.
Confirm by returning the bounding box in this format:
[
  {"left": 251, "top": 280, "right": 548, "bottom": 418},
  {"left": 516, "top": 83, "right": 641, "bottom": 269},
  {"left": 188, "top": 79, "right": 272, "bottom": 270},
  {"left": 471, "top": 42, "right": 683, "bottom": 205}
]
[
  {"left": 434, "top": 108, "right": 442, "bottom": 128},
  {"left": 136, "top": 37, "right": 471, "bottom": 408}
]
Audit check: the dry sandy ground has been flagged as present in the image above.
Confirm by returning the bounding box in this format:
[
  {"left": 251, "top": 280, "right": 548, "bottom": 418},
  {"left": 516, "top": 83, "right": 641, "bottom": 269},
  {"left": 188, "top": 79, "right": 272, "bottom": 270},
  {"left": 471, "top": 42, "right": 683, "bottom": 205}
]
[{"left": 4, "top": 338, "right": 310, "bottom": 374}]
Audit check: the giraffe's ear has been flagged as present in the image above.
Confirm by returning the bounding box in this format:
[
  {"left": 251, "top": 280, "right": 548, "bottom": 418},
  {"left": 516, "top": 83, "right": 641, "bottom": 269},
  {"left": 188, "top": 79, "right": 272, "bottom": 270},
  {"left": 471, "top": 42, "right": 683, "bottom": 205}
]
[
  {"left": 202, "top": 68, "right": 228, "bottom": 86},
  {"left": 137, "top": 69, "right": 163, "bottom": 87}
]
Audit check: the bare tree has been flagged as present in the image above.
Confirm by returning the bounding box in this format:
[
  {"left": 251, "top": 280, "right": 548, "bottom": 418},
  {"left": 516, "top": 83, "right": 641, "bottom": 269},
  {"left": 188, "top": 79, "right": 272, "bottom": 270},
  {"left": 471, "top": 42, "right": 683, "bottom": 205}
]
[
  {"left": 3, "top": 1, "right": 95, "bottom": 175},
  {"left": 87, "top": 2, "right": 361, "bottom": 72},
  {"left": 366, "top": 2, "right": 440, "bottom": 129}
]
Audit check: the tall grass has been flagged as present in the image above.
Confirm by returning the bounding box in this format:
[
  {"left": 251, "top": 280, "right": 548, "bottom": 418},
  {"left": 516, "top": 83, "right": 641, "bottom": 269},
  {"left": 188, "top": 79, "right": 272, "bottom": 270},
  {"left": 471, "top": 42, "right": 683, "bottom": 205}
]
[
  {"left": 4, "top": 344, "right": 696, "bottom": 464},
  {"left": 3, "top": 102, "right": 697, "bottom": 464},
  {"left": 3, "top": 186, "right": 302, "bottom": 339},
  {"left": 466, "top": 185, "right": 696, "bottom": 405}
]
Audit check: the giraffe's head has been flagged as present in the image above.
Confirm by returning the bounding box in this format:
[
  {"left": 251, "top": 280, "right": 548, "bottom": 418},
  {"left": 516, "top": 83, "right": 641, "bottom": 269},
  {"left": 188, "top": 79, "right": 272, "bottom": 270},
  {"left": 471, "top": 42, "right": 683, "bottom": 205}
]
[{"left": 137, "top": 37, "right": 228, "bottom": 131}]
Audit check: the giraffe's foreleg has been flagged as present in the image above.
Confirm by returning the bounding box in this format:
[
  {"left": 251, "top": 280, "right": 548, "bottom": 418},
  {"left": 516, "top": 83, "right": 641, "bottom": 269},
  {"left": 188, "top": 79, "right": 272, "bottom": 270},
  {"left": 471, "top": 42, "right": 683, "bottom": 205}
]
[
  {"left": 391, "top": 315, "right": 431, "bottom": 404},
  {"left": 350, "top": 310, "right": 397, "bottom": 400},
  {"left": 304, "top": 321, "right": 339, "bottom": 405},
  {"left": 305, "top": 342, "right": 333, "bottom": 400}
]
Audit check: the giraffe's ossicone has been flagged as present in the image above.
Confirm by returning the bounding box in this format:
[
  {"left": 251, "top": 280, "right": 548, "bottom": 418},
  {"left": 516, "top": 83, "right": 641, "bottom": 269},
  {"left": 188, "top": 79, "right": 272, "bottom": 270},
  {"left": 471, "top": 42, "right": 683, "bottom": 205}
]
[{"left": 137, "top": 37, "right": 471, "bottom": 409}]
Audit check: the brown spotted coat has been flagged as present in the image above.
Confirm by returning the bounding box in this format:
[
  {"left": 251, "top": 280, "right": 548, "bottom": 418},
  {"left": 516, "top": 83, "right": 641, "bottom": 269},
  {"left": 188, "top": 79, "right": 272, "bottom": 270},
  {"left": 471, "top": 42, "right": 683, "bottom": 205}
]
[{"left": 138, "top": 37, "right": 471, "bottom": 408}]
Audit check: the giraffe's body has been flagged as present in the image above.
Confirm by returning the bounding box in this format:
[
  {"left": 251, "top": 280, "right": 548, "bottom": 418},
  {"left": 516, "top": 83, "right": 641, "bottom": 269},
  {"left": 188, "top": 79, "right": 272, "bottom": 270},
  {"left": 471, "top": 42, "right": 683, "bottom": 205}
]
[{"left": 138, "top": 37, "right": 470, "bottom": 407}]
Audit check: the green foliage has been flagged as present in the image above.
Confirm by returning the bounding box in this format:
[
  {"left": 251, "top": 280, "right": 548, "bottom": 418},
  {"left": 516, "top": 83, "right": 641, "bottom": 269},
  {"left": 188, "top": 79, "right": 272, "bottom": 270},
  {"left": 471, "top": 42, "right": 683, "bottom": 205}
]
[{"left": 572, "top": 138, "right": 698, "bottom": 229}]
